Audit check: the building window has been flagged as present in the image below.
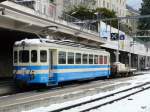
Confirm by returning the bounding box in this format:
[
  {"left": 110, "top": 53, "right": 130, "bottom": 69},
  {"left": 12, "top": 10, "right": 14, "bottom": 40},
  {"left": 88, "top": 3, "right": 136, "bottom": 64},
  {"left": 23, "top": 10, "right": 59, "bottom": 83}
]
[
  {"left": 49, "top": 0, "right": 54, "bottom": 3},
  {"left": 76, "top": 53, "right": 81, "bottom": 64},
  {"left": 107, "top": 2, "right": 109, "bottom": 8},
  {"left": 103, "top": 0, "right": 105, "bottom": 7},
  {"left": 68, "top": 52, "right": 74, "bottom": 64},
  {"left": 59, "top": 51, "right": 66, "bottom": 64}
]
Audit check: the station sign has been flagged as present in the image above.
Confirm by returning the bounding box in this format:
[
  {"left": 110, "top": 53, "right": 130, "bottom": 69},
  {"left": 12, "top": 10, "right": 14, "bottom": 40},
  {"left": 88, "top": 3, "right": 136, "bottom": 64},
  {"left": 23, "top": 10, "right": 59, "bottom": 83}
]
[
  {"left": 111, "top": 33, "right": 125, "bottom": 40},
  {"left": 119, "top": 34, "right": 125, "bottom": 40},
  {"left": 110, "top": 33, "right": 119, "bottom": 40}
]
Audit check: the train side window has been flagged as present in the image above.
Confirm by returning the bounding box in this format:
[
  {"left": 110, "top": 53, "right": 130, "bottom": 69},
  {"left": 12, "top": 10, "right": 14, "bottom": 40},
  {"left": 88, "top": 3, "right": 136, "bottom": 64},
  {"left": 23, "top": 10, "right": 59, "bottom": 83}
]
[
  {"left": 83, "top": 54, "right": 88, "bottom": 64},
  {"left": 59, "top": 51, "right": 66, "bottom": 64},
  {"left": 31, "top": 50, "right": 37, "bottom": 63},
  {"left": 68, "top": 52, "right": 74, "bottom": 64},
  {"left": 94, "top": 55, "right": 98, "bottom": 64},
  {"left": 19, "top": 50, "right": 29, "bottom": 63},
  {"left": 14, "top": 51, "right": 18, "bottom": 63},
  {"left": 99, "top": 55, "right": 103, "bottom": 64},
  {"left": 75, "top": 53, "right": 81, "bottom": 64},
  {"left": 89, "top": 54, "right": 93, "bottom": 64},
  {"left": 104, "top": 56, "right": 107, "bottom": 64},
  {"left": 40, "top": 50, "right": 47, "bottom": 62}
]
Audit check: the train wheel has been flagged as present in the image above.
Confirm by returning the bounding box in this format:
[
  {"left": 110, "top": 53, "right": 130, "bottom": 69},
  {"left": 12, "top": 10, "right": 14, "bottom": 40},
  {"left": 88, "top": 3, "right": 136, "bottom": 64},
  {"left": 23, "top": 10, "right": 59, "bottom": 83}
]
[
  {"left": 125, "top": 73, "right": 128, "bottom": 77},
  {"left": 15, "top": 81, "right": 29, "bottom": 91}
]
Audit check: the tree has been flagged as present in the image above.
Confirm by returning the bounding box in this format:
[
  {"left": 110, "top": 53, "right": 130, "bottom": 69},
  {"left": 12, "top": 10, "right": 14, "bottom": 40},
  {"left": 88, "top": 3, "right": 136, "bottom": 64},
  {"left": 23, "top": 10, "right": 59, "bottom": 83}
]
[
  {"left": 137, "top": 0, "right": 150, "bottom": 42},
  {"left": 65, "top": 6, "right": 118, "bottom": 29},
  {"left": 94, "top": 8, "right": 118, "bottom": 28},
  {"left": 138, "top": 0, "right": 150, "bottom": 30},
  {"left": 66, "top": 5, "right": 95, "bottom": 20}
]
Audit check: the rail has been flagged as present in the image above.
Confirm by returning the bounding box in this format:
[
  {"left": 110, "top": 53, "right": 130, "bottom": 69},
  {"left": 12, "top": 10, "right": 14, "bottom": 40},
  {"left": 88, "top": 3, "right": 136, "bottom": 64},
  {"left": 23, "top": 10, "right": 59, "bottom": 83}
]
[
  {"left": 49, "top": 82, "right": 150, "bottom": 112},
  {"left": 61, "top": 12, "right": 97, "bottom": 32}
]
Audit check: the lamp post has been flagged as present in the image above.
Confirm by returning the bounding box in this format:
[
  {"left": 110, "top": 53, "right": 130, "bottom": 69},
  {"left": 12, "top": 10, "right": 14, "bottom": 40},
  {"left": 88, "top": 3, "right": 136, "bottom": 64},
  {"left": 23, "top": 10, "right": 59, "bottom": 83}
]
[
  {"left": 145, "top": 42, "right": 149, "bottom": 68},
  {"left": 129, "top": 42, "right": 132, "bottom": 69},
  {"left": 129, "top": 39, "right": 136, "bottom": 69},
  {"left": 116, "top": 19, "right": 120, "bottom": 62},
  {"left": 94, "top": 12, "right": 101, "bottom": 38}
]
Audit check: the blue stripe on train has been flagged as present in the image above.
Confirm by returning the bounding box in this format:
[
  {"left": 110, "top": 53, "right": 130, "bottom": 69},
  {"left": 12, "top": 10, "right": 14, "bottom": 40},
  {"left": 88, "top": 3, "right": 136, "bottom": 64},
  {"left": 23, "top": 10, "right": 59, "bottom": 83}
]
[
  {"left": 15, "top": 74, "right": 49, "bottom": 84},
  {"left": 53, "top": 65, "right": 110, "bottom": 69},
  {"left": 14, "top": 65, "right": 110, "bottom": 70},
  {"left": 54, "top": 70, "right": 110, "bottom": 82},
  {"left": 14, "top": 66, "right": 49, "bottom": 70}
]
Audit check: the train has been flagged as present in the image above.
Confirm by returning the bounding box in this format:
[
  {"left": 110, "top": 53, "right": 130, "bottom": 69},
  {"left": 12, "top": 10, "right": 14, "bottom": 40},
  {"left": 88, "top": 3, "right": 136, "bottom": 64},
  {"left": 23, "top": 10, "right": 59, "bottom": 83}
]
[
  {"left": 13, "top": 38, "right": 135, "bottom": 88},
  {"left": 13, "top": 38, "right": 111, "bottom": 87}
]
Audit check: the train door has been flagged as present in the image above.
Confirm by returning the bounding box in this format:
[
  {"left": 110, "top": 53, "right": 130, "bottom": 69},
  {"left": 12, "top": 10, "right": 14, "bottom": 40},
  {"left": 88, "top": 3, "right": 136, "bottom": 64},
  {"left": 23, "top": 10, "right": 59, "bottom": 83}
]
[{"left": 49, "top": 49, "right": 53, "bottom": 78}]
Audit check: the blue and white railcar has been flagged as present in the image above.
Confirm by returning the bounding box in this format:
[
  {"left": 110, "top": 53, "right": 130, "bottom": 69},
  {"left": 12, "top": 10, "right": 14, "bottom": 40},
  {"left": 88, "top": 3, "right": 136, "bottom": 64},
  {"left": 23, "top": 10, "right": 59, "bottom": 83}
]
[{"left": 13, "top": 39, "right": 110, "bottom": 86}]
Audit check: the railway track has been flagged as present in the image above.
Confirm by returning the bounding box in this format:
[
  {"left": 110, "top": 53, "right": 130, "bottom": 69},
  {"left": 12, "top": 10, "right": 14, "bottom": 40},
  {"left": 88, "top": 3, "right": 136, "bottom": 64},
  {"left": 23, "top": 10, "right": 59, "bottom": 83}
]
[
  {"left": 0, "top": 71, "right": 145, "bottom": 97},
  {"left": 48, "top": 82, "right": 150, "bottom": 112},
  {"left": 0, "top": 79, "right": 17, "bottom": 96},
  {"left": 0, "top": 73, "right": 150, "bottom": 112}
]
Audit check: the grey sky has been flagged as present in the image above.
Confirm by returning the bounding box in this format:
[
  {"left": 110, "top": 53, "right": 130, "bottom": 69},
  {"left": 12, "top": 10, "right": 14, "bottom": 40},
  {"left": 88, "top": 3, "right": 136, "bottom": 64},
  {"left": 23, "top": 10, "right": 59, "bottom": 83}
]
[{"left": 127, "top": 0, "right": 142, "bottom": 10}]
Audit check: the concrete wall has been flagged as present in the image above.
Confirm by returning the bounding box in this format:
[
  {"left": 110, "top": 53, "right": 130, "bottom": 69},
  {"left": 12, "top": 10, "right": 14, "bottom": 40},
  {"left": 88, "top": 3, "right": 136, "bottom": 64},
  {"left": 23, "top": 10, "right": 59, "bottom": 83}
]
[{"left": 0, "top": 28, "right": 36, "bottom": 77}]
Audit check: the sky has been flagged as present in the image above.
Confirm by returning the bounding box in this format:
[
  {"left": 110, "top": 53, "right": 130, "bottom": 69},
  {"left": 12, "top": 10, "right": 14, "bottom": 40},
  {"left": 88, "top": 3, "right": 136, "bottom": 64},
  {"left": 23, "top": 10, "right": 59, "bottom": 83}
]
[{"left": 127, "top": 0, "right": 142, "bottom": 10}]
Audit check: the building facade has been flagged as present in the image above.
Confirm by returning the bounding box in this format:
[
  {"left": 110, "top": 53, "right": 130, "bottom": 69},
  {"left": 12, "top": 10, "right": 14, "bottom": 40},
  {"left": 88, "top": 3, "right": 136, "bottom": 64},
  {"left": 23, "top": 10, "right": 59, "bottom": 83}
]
[
  {"left": 13, "top": 0, "right": 126, "bottom": 19},
  {"left": 97, "top": 0, "right": 126, "bottom": 17},
  {"left": 126, "top": 5, "right": 140, "bottom": 32},
  {"left": 63, "top": 0, "right": 127, "bottom": 17},
  {"left": 63, "top": 0, "right": 96, "bottom": 10},
  {"left": 13, "top": 0, "right": 57, "bottom": 18}
]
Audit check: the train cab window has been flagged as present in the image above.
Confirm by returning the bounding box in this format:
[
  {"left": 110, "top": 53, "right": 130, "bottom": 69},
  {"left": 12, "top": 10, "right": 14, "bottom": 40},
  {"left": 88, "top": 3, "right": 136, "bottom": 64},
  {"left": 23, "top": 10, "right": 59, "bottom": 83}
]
[
  {"left": 104, "top": 56, "right": 107, "bottom": 64},
  {"left": 68, "top": 52, "right": 74, "bottom": 64},
  {"left": 89, "top": 55, "right": 93, "bottom": 64},
  {"left": 94, "top": 55, "right": 98, "bottom": 64},
  {"left": 75, "top": 53, "right": 81, "bottom": 64},
  {"left": 83, "top": 54, "right": 88, "bottom": 64},
  {"left": 31, "top": 50, "right": 37, "bottom": 63},
  {"left": 19, "top": 50, "right": 29, "bottom": 63},
  {"left": 59, "top": 51, "right": 66, "bottom": 64},
  {"left": 99, "top": 55, "right": 103, "bottom": 64},
  {"left": 40, "top": 50, "right": 47, "bottom": 62},
  {"left": 14, "top": 51, "right": 18, "bottom": 63}
]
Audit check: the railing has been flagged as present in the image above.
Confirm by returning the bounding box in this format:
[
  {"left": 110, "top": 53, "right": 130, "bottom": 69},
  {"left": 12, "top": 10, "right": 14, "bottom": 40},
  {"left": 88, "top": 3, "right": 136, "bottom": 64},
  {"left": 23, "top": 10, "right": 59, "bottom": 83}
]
[
  {"left": 12, "top": 0, "right": 35, "bottom": 9},
  {"left": 61, "top": 13, "right": 97, "bottom": 32},
  {"left": 136, "top": 30, "right": 150, "bottom": 37},
  {"left": 10, "top": 0, "right": 98, "bottom": 33}
]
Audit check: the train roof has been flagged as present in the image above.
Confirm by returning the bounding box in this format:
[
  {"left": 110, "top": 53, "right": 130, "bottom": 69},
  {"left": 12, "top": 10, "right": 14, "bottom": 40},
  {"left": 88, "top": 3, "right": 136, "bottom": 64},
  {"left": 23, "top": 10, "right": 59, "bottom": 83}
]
[
  {"left": 15, "top": 38, "right": 48, "bottom": 45},
  {"left": 14, "top": 38, "right": 108, "bottom": 53}
]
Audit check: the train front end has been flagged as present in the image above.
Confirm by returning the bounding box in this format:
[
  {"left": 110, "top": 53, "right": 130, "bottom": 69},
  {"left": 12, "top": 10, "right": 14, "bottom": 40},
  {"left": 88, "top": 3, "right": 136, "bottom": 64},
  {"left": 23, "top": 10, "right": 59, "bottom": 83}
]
[{"left": 13, "top": 39, "right": 49, "bottom": 87}]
